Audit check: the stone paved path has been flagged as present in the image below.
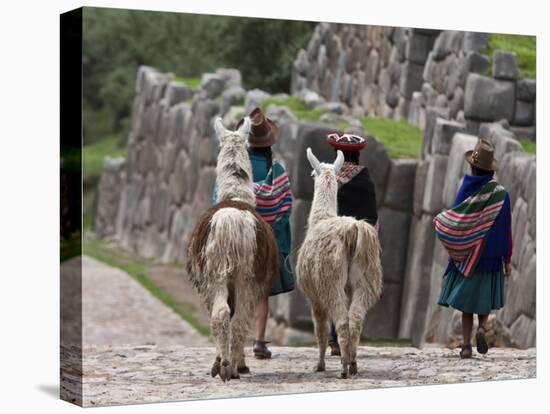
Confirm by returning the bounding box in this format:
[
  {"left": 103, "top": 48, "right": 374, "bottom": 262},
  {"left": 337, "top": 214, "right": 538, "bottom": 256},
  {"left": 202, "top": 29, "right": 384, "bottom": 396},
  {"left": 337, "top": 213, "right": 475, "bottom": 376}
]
[
  {"left": 81, "top": 256, "right": 209, "bottom": 347},
  {"left": 72, "top": 344, "right": 535, "bottom": 407}
]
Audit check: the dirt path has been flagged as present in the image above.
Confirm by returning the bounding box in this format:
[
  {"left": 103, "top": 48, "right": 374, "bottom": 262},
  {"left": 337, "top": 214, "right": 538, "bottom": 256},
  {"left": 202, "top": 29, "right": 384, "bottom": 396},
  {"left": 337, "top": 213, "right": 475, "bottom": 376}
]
[
  {"left": 77, "top": 256, "right": 209, "bottom": 347},
  {"left": 65, "top": 344, "right": 535, "bottom": 407}
]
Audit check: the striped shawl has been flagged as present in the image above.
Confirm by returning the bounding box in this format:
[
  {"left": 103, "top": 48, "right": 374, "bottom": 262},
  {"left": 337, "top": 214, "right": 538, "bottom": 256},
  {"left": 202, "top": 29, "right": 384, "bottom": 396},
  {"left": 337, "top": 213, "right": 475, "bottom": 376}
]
[
  {"left": 253, "top": 160, "right": 293, "bottom": 224},
  {"left": 433, "top": 179, "right": 506, "bottom": 277}
]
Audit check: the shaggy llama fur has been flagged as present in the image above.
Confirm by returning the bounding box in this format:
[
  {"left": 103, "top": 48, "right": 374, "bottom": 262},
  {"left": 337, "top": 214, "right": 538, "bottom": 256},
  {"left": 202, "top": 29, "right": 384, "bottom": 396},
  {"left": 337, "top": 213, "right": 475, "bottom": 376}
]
[
  {"left": 186, "top": 118, "right": 279, "bottom": 381},
  {"left": 296, "top": 148, "right": 383, "bottom": 379}
]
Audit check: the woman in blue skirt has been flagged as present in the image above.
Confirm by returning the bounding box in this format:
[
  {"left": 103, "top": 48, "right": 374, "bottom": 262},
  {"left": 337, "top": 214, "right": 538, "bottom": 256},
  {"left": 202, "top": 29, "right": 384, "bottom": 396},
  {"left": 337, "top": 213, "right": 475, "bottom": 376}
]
[{"left": 434, "top": 139, "right": 512, "bottom": 359}]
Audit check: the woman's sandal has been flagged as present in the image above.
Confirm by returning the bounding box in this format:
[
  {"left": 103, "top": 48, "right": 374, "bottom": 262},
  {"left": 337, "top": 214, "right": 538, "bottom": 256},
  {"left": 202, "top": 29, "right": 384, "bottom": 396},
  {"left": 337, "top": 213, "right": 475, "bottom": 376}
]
[
  {"left": 253, "top": 340, "right": 272, "bottom": 359},
  {"left": 475, "top": 327, "right": 489, "bottom": 355},
  {"left": 459, "top": 344, "right": 472, "bottom": 359}
]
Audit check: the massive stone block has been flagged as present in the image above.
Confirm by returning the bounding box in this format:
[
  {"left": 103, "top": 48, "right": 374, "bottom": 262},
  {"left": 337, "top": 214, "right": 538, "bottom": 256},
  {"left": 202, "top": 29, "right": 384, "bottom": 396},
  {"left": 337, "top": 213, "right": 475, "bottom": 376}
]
[
  {"left": 462, "top": 32, "right": 489, "bottom": 52},
  {"left": 422, "top": 106, "right": 450, "bottom": 159},
  {"left": 398, "top": 214, "right": 436, "bottom": 344},
  {"left": 431, "top": 118, "right": 466, "bottom": 155},
  {"left": 464, "top": 74, "right": 516, "bottom": 122},
  {"left": 498, "top": 152, "right": 535, "bottom": 206},
  {"left": 421, "top": 239, "right": 450, "bottom": 345},
  {"left": 95, "top": 157, "right": 126, "bottom": 238},
  {"left": 406, "top": 32, "right": 435, "bottom": 64},
  {"left": 432, "top": 31, "right": 464, "bottom": 60},
  {"left": 359, "top": 136, "right": 392, "bottom": 207},
  {"left": 464, "top": 51, "right": 491, "bottom": 74},
  {"left": 290, "top": 199, "right": 312, "bottom": 256},
  {"left": 216, "top": 67, "right": 242, "bottom": 88},
  {"left": 383, "top": 159, "right": 418, "bottom": 211},
  {"left": 292, "top": 122, "right": 343, "bottom": 200},
  {"left": 200, "top": 73, "right": 225, "bottom": 99},
  {"left": 400, "top": 61, "right": 425, "bottom": 99},
  {"left": 514, "top": 100, "right": 535, "bottom": 126},
  {"left": 412, "top": 159, "right": 429, "bottom": 217},
  {"left": 441, "top": 133, "right": 478, "bottom": 207},
  {"left": 517, "top": 79, "right": 536, "bottom": 102},
  {"left": 378, "top": 208, "right": 412, "bottom": 284},
  {"left": 493, "top": 50, "right": 519, "bottom": 81},
  {"left": 363, "top": 282, "right": 402, "bottom": 339},
  {"left": 245, "top": 89, "right": 270, "bottom": 113},
  {"left": 525, "top": 160, "right": 536, "bottom": 240},
  {"left": 422, "top": 154, "right": 449, "bottom": 214},
  {"left": 164, "top": 82, "right": 190, "bottom": 107}
]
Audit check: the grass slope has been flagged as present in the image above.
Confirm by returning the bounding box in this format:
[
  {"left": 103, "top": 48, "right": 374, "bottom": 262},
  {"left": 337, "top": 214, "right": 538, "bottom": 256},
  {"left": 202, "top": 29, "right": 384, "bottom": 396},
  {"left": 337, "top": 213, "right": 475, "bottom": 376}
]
[
  {"left": 485, "top": 34, "right": 536, "bottom": 79},
  {"left": 83, "top": 135, "right": 127, "bottom": 179},
  {"left": 362, "top": 117, "right": 423, "bottom": 159}
]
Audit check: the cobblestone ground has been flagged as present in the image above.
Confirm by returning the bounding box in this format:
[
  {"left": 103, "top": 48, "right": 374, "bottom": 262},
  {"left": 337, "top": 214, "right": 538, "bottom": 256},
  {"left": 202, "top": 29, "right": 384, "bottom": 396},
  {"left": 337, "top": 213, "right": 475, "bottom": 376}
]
[
  {"left": 81, "top": 256, "right": 209, "bottom": 347},
  {"left": 72, "top": 344, "right": 535, "bottom": 407},
  {"left": 61, "top": 257, "right": 536, "bottom": 407}
]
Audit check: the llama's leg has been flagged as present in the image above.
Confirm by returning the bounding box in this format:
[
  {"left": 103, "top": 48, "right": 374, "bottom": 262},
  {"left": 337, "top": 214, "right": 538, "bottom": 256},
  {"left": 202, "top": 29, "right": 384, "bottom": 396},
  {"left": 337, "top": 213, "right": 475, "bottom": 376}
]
[
  {"left": 229, "top": 294, "right": 254, "bottom": 379},
  {"left": 211, "top": 288, "right": 231, "bottom": 382},
  {"left": 347, "top": 291, "right": 367, "bottom": 376},
  {"left": 311, "top": 302, "right": 328, "bottom": 372},
  {"left": 332, "top": 298, "right": 351, "bottom": 379}
]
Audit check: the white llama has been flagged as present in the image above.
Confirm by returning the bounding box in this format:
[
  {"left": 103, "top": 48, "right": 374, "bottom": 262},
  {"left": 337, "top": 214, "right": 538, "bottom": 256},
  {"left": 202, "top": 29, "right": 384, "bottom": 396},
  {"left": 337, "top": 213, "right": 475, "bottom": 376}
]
[
  {"left": 296, "top": 148, "right": 383, "bottom": 378},
  {"left": 186, "top": 118, "right": 279, "bottom": 381}
]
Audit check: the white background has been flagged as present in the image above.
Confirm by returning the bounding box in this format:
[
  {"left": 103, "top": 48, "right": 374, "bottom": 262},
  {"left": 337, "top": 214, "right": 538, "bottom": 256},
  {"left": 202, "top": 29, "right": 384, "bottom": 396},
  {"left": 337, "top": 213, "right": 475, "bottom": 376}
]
[{"left": 0, "top": 0, "right": 547, "bottom": 412}]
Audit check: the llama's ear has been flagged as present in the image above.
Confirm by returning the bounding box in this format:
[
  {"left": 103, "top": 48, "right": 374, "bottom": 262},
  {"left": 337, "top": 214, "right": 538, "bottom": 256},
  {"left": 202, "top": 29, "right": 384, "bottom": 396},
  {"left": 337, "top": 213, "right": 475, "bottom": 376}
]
[
  {"left": 214, "top": 117, "right": 227, "bottom": 142},
  {"left": 306, "top": 147, "right": 322, "bottom": 176},
  {"left": 238, "top": 116, "right": 251, "bottom": 138},
  {"left": 333, "top": 150, "right": 344, "bottom": 175}
]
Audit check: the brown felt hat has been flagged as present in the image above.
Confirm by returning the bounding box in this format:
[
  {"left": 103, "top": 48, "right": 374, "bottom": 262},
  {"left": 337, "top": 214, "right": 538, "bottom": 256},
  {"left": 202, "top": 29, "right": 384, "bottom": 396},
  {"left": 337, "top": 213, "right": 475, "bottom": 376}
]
[
  {"left": 236, "top": 107, "right": 279, "bottom": 148},
  {"left": 465, "top": 138, "right": 497, "bottom": 171}
]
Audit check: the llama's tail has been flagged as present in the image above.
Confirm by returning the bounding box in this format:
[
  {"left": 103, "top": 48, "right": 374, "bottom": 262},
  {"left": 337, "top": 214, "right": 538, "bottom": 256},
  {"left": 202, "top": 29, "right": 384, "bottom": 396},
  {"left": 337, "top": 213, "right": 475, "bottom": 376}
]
[
  {"left": 205, "top": 207, "right": 257, "bottom": 313},
  {"left": 353, "top": 221, "right": 384, "bottom": 310}
]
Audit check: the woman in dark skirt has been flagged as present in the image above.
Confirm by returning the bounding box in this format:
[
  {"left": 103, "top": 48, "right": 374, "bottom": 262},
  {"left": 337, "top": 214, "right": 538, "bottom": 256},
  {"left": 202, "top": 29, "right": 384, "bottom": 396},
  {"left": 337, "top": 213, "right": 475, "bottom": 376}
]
[
  {"left": 324, "top": 132, "right": 379, "bottom": 356},
  {"left": 434, "top": 139, "right": 512, "bottom": 359}
]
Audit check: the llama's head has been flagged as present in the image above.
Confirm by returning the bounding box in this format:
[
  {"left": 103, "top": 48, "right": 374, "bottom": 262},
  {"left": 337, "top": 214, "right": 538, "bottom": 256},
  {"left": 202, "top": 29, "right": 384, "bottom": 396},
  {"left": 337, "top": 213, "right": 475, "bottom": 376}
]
[
  {"left": 214, "top": 117, "right": 255, "bottom": 205},
  {"left": 214, "top": 116, "right": 251, "bottom": 148},
  {"left": 306, "top": 147, "right": 344, "bottom": 191}
]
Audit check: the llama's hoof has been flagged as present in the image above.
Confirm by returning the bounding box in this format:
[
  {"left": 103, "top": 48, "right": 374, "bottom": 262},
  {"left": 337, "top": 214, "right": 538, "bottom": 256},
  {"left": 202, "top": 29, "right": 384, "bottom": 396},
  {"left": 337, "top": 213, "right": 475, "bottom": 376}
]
[
  {"left": 349, "top": 361, "right": 358, "bottom": 376},
  {"left": 315, "top": 362, "right": 325, "bottom": 372},
  {"left": 211, "top": 357, "right": 221, "bottom": 378},
  {"left": 237, "top": 365, "right": 250, "bottom": 374},
  {"left": 230, "top": 372, "right": 241, "bottom": 380},
  {"left": 340, "top": 371, "right": 348, "bottom": 379},
  {"left": 219, "top": 360, "right": 231, "bottom": 382}
]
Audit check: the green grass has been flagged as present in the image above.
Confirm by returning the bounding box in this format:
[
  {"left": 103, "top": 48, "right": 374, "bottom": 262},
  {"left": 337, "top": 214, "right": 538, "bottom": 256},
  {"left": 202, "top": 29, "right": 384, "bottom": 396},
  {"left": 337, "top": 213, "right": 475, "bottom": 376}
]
[
  {"left": 83, "top": 234, "right": 210, "bottom": 337},
  {"left": 261, "top": 96, "right": 328, "bottom": 122},
  {"left": 172, "top": 75, "right": 201, "bottom": 91},
  {"left": 83, "top": 134, "right": 127, "bottom": 179},
  {"left": 519, "top": 138, "right": 536, "bottom": 155},
  {"left": 361, "top": 117, "right": 423, "bottom": 158},
  {"left": 485, "top": 34, "right": 536, "bottom": 79}
]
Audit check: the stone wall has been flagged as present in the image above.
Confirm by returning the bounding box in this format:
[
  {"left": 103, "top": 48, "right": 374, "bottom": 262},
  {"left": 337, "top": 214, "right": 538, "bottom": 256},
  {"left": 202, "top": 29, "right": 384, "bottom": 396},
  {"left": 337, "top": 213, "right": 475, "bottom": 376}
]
[
  {"left": 292, "top": 24, "right": 536, "bottom": 140},
  {"left": 95, "top": 64, "right": 535, "bottom": 348}
]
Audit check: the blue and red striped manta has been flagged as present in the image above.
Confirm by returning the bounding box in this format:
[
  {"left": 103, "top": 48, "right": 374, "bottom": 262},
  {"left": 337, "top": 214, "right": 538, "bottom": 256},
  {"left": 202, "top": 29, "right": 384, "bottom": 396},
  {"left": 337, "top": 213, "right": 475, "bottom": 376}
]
[
  {"left": 253, "top": 160, "right": 293, "bottom": 224},
  {"left": 433, "top": 179, "right": 506, "bottom": 277}
]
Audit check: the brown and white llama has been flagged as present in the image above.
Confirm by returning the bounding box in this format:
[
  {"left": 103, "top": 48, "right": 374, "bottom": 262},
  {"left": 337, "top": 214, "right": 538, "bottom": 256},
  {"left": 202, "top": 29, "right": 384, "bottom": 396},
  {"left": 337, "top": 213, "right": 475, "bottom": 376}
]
[
  {"left": 186, "top": 118, "right": 279, "bottom": 382},
  {"left": 296, "top": 148, "right": 383, "bottom": 378}
]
